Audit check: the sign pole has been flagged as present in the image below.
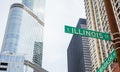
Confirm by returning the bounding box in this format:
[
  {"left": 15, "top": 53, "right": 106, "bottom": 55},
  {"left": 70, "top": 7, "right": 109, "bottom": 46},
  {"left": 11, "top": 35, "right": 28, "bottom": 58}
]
[{"left": 104, "top": 0, "right": 120, "bottom": 67}]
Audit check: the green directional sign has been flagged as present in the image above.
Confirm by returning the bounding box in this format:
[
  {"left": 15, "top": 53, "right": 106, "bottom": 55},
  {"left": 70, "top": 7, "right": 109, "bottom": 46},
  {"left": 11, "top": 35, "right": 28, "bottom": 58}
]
[
  {"left": 97, "top": 50, "right": 116, "bottom": 72},
  {"left": 65, "top": 25, "right": 111, "bottom": 40}
]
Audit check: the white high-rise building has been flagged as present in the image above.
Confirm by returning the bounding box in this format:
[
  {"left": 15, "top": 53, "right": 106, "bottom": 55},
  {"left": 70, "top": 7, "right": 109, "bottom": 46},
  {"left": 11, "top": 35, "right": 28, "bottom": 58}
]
[{"left": 84, "top": 0, "right": 120, "bottom": 72}]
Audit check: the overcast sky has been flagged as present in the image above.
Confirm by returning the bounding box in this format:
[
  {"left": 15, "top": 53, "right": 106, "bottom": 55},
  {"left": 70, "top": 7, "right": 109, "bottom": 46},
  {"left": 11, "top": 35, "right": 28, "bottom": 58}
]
[{"left": 0, "top": 0, "right": 85, "bottom": 72}]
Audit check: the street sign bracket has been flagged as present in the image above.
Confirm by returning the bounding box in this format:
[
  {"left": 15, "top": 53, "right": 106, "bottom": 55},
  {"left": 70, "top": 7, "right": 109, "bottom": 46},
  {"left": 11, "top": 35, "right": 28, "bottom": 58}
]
[
  {"left": 115, "top": 47, "right": 120, "bottom": 50},
  {"left": 113, "top": 37, "right": 120, "bottom": 41},
  {"left": 114, "top": 41, "right": 120, "bottom": 45},
  {"left": 112, "top": 32, "right": 120, "bottom": 36}
]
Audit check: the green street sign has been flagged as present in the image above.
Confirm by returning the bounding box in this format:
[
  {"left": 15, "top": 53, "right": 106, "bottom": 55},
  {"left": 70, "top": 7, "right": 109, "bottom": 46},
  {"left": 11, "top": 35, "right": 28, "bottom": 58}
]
[
  {"left": 65, "top": 25, "right": 111, "bottom": 40},
  {"left": 97, "top": 50, "right": 116, "bottom": 72}
]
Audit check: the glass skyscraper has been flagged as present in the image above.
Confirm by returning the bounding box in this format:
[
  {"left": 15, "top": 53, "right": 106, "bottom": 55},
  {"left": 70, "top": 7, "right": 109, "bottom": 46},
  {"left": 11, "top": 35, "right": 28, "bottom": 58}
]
[
  {"left": 0, "top": 0, "right": 46, "bottom": 72},
  {"left": 1, "top": 4, "right": 23, "bottom": 54},
  {"left": 67, "top": 18, "right": 92, "bottom": 72}
]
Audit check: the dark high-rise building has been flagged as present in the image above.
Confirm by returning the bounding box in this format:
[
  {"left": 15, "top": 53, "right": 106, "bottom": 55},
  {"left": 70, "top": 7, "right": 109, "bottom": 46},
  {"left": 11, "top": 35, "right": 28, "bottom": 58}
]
[
  {"left": 67, "top": 18, "right": 92, "bottom": 72},
  {"left": 33, "top": 42, "right": 43, "bottom": 67}
]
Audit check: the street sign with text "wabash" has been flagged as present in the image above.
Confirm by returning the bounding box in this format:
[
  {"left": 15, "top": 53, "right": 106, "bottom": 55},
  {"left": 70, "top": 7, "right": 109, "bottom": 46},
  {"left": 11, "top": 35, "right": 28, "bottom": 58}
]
[
  {"left": 97, "top": 50, "right": 116, "bottom": 72},
  {"left": 65, "top": 25, "right": 111, "bottom": 40}
]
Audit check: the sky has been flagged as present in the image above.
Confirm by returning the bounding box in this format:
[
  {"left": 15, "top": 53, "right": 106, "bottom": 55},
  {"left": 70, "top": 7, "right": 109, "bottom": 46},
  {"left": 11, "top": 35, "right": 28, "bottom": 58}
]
[{"left": 0, "top": 0, "right": 86, "bottom": 72}]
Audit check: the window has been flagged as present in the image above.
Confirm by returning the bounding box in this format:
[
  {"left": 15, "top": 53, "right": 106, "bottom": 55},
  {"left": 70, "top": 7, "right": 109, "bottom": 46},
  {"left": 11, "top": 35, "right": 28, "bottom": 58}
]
[
  {"left": 114, "top": 0, "right": 117, "bottom": 3},
  {"left": 116, "top": 3, "right": 118, "bottom": 8},
  {"left": 117, "top": 8, "right": 119, "bottom": 13},
  {"left": 119, "top": 14, "right": 120, "bottom": 19},
  {"left": 0, "top": 68, "right": 7, "bottom": 71},
  {"left": 0, "top": 62, "right": 8, "bottom": 66}
]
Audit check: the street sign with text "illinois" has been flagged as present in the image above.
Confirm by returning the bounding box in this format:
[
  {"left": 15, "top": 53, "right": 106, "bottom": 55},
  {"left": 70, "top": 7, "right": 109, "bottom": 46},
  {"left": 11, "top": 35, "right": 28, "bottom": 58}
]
[
  {"left": 97, "top": 50, "right": 116, "bottom": 72},
  {"left": 65, "top": 25, "right": 111, "bottom": 40}
]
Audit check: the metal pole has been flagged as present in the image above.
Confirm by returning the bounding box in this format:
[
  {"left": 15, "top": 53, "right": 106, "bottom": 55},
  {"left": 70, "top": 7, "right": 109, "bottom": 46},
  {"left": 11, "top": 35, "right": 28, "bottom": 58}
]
[{"left": 104, "top": 0, "right": 120, "bottom": 67}]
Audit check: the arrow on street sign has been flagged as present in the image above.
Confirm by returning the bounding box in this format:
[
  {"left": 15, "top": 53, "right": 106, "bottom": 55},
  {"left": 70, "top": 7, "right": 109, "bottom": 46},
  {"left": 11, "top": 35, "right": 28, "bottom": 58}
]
[
  {"left": 65, "top": 25, "right": 111, "bottom": 40},
  {"left": 97, "top": 50, "right": 116, "bottom": 72}
]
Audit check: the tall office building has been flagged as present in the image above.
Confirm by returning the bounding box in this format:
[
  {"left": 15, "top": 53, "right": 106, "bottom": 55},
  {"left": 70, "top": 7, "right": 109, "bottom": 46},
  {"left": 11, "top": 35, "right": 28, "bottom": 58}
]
[
  {"left": 0, "top": 0, "right": 46, "bottom": 71},
  {"left": 67, "top": 18, "right": 92, "bottom": 72},
  {"left": 84, "top": 0, "right": 120, "bottom": 72}
]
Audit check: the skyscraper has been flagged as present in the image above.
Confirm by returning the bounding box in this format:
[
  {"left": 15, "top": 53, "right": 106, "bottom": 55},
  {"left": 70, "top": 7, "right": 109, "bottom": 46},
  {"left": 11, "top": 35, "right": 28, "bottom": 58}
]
[
  {"left": 0, "top": 0, "right": 46, "bottom": 71},
  {"left": 84, "top": 0, "right": 120, "bottom": 72},
  {"left": 67, "top": 18, "right": 92, "bottom": 72}
]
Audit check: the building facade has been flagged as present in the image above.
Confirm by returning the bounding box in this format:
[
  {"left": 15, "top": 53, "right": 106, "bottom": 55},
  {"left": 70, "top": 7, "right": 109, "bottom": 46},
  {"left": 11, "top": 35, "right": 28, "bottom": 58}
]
[
  {"left": 67, "top": 18, "right": 92, "bottom": 72},
  {"left": 33, "top": 42, "right": 43, "bottom": 67},
  {"left": 84, "top": 0, "right": 120, "bottom": 72},
  {"left": 110, "top": 0, "right": 120, "bottom": 29},
  {"left": 22, "top": 0, "right": 45, "bottom": 21},
  {"left": 0, "top": 1, "right": 45, "bottom": 72},
  {"left": 0, "top": 54, "right": 24, "bottom": 72},
  {"left": 22, "top": 0, "right": 34, "bottom": 10}
]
